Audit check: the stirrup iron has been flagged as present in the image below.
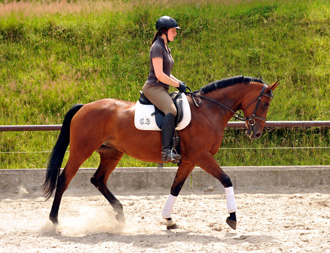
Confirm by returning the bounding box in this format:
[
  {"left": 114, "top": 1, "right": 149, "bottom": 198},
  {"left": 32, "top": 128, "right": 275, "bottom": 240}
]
[{"left": 162, "top": 148, "right": 181, "bottom": 163}]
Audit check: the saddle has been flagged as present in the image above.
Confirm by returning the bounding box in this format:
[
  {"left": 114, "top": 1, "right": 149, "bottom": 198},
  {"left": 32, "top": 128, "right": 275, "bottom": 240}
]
[{"left": 134, "top": 91, "right": 191, "bottom": 131}]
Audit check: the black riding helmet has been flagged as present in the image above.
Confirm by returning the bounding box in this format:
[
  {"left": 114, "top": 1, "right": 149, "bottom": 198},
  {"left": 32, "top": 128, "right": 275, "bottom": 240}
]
[{"left": 156, "top": 16, "right": 180, "bottom": 31}]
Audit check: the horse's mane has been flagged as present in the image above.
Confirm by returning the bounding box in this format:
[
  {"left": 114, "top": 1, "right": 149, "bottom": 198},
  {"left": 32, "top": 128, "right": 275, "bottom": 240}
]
[{"left": 199, "top": 75, "right": 266, "bottom": 94}]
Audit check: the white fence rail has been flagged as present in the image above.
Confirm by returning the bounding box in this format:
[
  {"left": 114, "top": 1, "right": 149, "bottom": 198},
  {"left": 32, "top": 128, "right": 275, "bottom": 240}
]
[{"left": 1, "top": 121, "right": 330, "bottom": 132}]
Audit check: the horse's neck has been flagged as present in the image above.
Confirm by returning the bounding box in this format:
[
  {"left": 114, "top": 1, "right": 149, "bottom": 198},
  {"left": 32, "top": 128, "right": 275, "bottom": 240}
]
[{"left": 203, "top": 85, "right": 246, "bottom": 113}]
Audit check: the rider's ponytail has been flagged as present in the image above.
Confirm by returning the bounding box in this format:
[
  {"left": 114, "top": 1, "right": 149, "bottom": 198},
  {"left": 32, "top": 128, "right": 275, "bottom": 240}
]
[
  {"left": 151, "top": 32, "right": 160, "bottom": 45},
  {"left": 151, "top": 28, "right": 168, "bottom": 45}
]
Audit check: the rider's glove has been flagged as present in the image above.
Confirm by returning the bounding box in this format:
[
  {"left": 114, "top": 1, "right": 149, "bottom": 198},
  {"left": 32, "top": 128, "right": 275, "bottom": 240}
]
[{"left": 177, "top": 82, "right": 187, "bottom": 93}]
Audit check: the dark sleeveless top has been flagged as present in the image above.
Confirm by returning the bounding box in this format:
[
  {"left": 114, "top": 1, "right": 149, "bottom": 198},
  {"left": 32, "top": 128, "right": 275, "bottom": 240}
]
[{"left": 145, "top": 36, "right": 174, "bottom": 90}]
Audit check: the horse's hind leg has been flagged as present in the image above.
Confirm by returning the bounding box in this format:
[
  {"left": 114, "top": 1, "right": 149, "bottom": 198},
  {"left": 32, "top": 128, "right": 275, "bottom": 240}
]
[
  {"left": 91, "top": 146, "right": 125, "bottom": 224},
  {"left": 49, "top": 156, "right": 86, "bottom": 224}
]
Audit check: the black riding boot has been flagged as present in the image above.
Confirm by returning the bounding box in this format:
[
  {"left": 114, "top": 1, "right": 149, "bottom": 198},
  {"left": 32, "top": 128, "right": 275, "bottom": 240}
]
[{"left": 161, "top": 113, "right": 181, "bottom": 162}]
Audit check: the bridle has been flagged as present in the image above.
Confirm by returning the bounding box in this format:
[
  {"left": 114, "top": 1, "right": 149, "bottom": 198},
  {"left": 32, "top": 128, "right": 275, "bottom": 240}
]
[
  {"left": 186, "top": 84, "right": 273, "bottom": 127},
  {"left": 241, "top": 84, "right": 273, "bottom": 126}
]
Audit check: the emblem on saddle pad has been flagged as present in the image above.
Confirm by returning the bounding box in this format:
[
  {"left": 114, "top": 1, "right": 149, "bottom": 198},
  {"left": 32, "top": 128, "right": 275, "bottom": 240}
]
[{"left": 134, "top": 93, "right": 191, "bottom": 131}]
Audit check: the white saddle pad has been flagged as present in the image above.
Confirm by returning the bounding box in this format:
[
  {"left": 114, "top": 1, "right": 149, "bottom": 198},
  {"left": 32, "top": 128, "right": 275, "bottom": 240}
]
[{"left": 134, "top": 93, "right": 191, "bottom": 131}]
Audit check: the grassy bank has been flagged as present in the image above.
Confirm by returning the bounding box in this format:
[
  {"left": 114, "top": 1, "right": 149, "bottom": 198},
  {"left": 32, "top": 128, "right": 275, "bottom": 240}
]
[{"left": 1, "top": 0, "right": 329, "bottom": 168}]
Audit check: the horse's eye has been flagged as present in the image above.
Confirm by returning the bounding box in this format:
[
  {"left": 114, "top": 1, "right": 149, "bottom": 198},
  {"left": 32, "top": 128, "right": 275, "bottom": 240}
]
[{"left": 264, "top": 103, "right": 269, "bottom": 108}]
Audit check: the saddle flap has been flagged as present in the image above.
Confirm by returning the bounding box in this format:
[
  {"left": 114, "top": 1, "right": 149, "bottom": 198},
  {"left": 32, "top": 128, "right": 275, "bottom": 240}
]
[
  {"left": 134, "top": 93, "right": 191, "bottom": 131},
  {"left": 170, "top": 92, "right": 184, "bottom": 125}
]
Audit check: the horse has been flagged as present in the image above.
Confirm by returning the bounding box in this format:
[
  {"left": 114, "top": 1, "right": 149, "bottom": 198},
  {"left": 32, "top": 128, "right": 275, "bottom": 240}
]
[{"left": 43, "top": 75, "right": 279, "bottom": 230}]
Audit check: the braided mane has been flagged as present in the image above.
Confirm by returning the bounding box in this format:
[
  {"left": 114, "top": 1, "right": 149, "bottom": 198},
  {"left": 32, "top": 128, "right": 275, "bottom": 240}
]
[{"left": 199, "top": 75, "right": 266, "bottom": 94}]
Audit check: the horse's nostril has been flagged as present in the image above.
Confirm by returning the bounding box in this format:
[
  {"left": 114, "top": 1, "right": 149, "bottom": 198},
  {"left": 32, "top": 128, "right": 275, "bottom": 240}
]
[{"left": 256, "top": 133, "right": 261, "bottom": 138}]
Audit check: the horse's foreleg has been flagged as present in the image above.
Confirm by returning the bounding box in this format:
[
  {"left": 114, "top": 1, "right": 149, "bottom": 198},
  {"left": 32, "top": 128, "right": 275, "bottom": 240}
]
[
  {"left": 162, "top": 162, "right": 195, "bottom": 229},
  {"left": 91, "top": 147, "right": 125, "bottom": 224},
  {"left": 195, "top": 153, "right": 237, "bottom": 230}
]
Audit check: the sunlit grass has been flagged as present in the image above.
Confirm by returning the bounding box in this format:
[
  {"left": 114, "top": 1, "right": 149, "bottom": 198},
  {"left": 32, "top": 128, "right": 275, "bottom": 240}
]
[{"left": 1, "top": 0, "right": 329, "bottom": 168}]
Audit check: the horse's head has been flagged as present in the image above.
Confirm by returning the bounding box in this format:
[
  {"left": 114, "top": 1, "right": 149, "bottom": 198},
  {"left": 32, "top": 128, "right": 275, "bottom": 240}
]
[{"left": 241, "top": 81, "right": 279, "bottom": 140}]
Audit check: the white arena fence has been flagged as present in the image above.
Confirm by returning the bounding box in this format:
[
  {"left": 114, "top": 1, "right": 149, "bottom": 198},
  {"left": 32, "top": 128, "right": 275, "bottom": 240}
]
[{"left": 1, "top": 121, "right": 330, "bottom": 163}]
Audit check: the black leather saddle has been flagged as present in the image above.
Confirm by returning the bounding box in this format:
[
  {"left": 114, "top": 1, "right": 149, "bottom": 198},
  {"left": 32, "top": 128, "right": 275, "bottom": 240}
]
[{"left": 139, "top": 91, "right": 184, "bottom": 129}]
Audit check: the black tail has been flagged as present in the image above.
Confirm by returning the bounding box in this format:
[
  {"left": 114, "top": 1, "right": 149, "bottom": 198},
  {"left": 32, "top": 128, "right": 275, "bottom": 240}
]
[{"left": 43, "top": 104, "right": 84, "bottom": 199}]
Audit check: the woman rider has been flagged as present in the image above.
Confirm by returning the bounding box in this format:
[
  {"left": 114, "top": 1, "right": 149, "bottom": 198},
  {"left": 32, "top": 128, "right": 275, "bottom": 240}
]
[{"left": 142, "top": 16, "right": 186, "bottom": 162}]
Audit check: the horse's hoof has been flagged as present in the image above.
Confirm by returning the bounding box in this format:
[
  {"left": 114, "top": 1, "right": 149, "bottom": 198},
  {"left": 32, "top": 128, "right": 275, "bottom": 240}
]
[
  {"left": 226, "top": 217, "right": 237, "bottom": 230},
  {"left": 167, "top": 223, "right": 178, "bottom": 230},
  {"left": 115, "top": 213, "right": 126, "bottom": 225},
  {"left": 165, "top": 218, "right": 178, "bottom": 230},
  {"left": 49, "top": 215, "right": 59, "bottom": 225},
  {"left": 51, "top": 221, "right": 59, "bottom": 226}
]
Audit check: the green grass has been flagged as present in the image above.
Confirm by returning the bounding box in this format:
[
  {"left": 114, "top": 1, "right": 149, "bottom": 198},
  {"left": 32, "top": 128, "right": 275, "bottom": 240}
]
[{"left": 1, "top": 0, "right": 330, "bottom": 169}]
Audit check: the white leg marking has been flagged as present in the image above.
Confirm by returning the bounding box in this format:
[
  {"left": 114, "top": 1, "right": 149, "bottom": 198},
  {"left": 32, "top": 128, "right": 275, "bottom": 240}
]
[
  {"left": 225, "top": 186, "right": 237, "bottom": 213},
  {"left": 162, "top": 194, "right": 177, "bottom": 219}
]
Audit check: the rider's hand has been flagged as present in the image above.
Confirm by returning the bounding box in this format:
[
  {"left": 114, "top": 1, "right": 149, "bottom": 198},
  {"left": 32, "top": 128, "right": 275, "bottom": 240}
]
[{"left": 177, "top": 82, "right": 187, "bottom": 93}]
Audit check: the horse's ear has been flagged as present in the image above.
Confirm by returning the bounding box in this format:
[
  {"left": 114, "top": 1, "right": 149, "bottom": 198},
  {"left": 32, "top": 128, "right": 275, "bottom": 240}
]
[{"left": 266, "top": 81, "right": 279, "bottom": 92}]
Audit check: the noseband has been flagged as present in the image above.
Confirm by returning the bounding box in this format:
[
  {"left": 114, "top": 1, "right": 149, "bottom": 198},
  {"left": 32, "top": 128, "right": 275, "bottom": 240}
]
[{"left": 187, "top": 84, "right": 273, "bottom": 126}]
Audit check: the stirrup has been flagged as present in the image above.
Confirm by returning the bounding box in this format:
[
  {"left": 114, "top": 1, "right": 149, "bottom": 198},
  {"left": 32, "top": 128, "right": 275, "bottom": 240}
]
[{"left": 162, "top": 149, "right": 181, "bottom": 162}]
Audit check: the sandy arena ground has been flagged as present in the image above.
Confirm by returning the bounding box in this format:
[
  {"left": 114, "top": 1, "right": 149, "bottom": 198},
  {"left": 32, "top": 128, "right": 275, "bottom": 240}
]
[{"left": 0, "top": 187, "right": 329, "bottom": 253}]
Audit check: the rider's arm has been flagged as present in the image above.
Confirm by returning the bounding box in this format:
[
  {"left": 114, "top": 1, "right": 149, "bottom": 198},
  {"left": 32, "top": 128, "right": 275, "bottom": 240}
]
[
  {"left": 170, "top": 74, "right": 182, "bottom": 84},
  {"left": 152, "top": 57, "right": 180, "bottom": 88}
]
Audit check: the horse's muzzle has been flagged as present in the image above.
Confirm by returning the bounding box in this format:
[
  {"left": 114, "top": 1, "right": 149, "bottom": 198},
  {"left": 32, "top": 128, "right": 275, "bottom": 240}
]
[{"left": 245, "top": 125, "right": 262, "bottom": 140}]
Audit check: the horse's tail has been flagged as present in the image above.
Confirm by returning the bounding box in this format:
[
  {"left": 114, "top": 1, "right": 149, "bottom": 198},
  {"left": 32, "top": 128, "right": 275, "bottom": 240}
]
[{"left": 43, "top": 104, "right": 84, "bottom": 199}]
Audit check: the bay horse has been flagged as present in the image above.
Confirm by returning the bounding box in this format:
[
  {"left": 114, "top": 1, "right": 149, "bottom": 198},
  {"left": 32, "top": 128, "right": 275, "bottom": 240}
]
[{"left": 43, "top": 75, "right": 279, "bottom": 230}]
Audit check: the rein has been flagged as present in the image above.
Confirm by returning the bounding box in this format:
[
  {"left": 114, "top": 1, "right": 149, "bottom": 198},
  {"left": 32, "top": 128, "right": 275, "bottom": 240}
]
[
  {"left": 185, "top": 85, "right": 273, "bottom": 126},
  {"left": 187, "top": 91, "right": 247, "bottom": 121}
]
